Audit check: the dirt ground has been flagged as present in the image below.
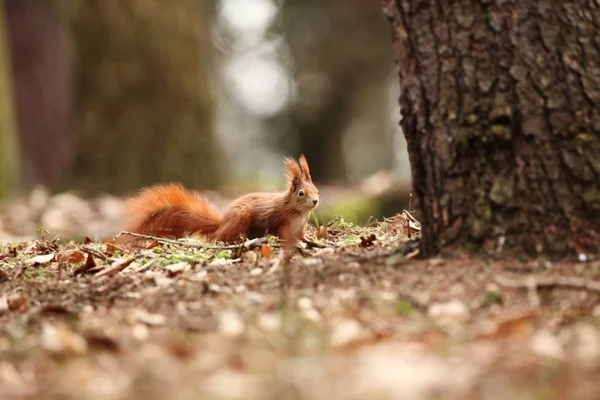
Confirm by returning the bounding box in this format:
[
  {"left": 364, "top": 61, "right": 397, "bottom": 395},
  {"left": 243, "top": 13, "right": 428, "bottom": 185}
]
[{"left": 2, "top": 211, "right": 600, "bottom": 400}]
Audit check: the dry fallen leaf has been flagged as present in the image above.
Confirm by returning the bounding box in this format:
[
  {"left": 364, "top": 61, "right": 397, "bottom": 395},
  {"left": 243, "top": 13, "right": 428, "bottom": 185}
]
[
  {"left": 25, "top": 253, "right": 54, "bottom": 265},
  {"left": 41, "top": 322, "right": 88, "bottom": 355},
  {"left": 130, "top": 309, "right": 166, "bottom": 326},
  {"left": 163, "top": 261, "right": 190, "bottom": 276},
  {"left": 84, "top": 333, "right": 121, "bottom": 353},
  {"left": 317, "top": 225, "right": 328, "bottom": 239},
  {"left": 74, "top": 253, "right": 97, "bottom": 276},
  {"left": 359, "top": 233, "right": 377, "bottom": 247},
  {"left": 57, "top": 251, "right": 86, "bottom": 264},
  {"left": 94, "top": 256, "right": 136, "bottom": 277},
  {"left": 7, "top": 293, "right": 29, "bottom": 312},
  {"left": 260, "top": 244, "right": 273, "bottom": 258},
  {"left": 476, "top": 311, "right": 536, "bottom": 340},
  {"left": 104, "top": 242, "right": 118, "bottom": 256}
]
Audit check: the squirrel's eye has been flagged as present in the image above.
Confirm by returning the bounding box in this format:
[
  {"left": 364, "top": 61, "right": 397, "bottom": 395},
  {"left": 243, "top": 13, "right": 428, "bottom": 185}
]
[{"left": 298, "top": 190, "right": 304, "bottom": 197}]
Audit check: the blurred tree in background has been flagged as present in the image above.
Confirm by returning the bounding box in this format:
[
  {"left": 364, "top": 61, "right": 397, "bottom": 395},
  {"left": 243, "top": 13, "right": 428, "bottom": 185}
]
[
  {"left": 62, "top": 0, "right": 222, "bottom": 194},
  {"left": 0, "top": 0, "right": 408, "bottom": 226},
  {"left": 4, "top": 0, "right": 71, "bottom": 191},
  {"left": 212, "top": 0, "right": 404, "bottom": 189},
  {"left": 0, "top": 1, "right": 19, "bottom": 202},
  {"left": 276, "top": 0, "right": 396, "bottom": 184}
]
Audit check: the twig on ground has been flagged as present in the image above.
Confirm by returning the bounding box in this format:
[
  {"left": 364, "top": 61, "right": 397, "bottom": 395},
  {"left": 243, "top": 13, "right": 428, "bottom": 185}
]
[
  {"left": 80, "top": 246, "right": 110, "bottom": 261},
  {"left": 115, "top": 231, "right": 275, "bottom": 251},
  {"left": 133, "top": 258, "right": 157, "bottom": 273},
  {"left": 94, "top": 256, "right": 137, "bottom": 278},
  {"left": 494, "top": 274, "right": 600, "bottom": 293},
  {"left": 302, "top": 239, "right": 329, "bottom": 249}
]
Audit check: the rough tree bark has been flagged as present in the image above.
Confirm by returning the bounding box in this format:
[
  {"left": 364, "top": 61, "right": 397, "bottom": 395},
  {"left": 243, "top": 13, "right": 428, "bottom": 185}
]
[{"left": 383, "top": 0, "right": 600, "bottom": 257}]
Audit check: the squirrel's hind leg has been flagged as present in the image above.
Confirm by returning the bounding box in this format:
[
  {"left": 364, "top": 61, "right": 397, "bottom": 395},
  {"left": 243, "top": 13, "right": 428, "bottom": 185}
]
[{"left": 213, "top": 206, "right": 252, "bottom": 243}]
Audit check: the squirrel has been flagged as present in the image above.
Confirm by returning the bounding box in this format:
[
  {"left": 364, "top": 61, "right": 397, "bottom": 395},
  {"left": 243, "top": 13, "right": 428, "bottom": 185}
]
[{"left": 116, "top": 155, "right": 320, "bottom": 249}]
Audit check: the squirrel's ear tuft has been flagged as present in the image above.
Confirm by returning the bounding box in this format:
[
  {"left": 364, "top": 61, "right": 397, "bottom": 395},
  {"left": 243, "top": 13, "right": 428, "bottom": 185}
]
[
  {"left": 298, "top": 154, "right": 312, "bottom": 182},
  {"left": 284, "top": 156, "right": 303, "bottom": 191}
]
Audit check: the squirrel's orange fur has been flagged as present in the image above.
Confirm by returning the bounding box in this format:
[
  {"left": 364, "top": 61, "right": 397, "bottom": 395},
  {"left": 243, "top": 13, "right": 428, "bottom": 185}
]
[{"left": 117, "top": 155, "right": 319, "bottom": 246}]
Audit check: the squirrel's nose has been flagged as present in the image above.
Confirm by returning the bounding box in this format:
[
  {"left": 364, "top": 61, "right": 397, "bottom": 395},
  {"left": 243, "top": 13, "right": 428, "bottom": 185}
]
[{"left": 312, "top": 198, "right": 319, "bottom": 206}]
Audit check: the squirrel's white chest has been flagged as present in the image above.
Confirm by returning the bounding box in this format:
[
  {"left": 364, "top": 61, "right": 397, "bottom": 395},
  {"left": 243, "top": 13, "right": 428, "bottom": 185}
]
[{"left": 288, "top": 212, "right": 309, "bottom": 237}]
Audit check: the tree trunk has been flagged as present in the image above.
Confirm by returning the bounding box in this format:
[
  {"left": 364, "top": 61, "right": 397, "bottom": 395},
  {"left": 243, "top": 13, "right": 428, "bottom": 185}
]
[
  {"left": 277, "top": 0, "right": 396, "bottom": 184},
  {"left": 63, "top": 0, "right": 221, "bottom": 195},
  {"left": 383, "top": 0, "right": 600, "bottom": 258},
  {"left": 0, "top": 0, "right": 19, "bottom": 201},
  {"left": 4, "top": 0, "right": 72, "bottom": 189}
]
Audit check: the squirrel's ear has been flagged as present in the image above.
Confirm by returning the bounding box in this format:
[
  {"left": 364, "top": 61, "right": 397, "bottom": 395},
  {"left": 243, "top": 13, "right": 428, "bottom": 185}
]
[
  {"left": 284, "top": 156, "right": 302, "bottom": 191},
  {"left": 298, "top": 154, "right": 312, "bottom": 182}
]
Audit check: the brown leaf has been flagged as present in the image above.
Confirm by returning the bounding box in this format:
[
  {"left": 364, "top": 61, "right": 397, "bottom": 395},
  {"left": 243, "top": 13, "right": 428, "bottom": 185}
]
[
  {"left": 261, "top": 244, "right": 273, "bottom": 258},
  {"left": 40, "top": 304, "right": 73, "bottom": 317},
  {"left": 84, "top": 334, "right": 120, "bottom": 353},
  {"left": 83, "top": 237, "right": 94, "bottom": 244},
  {"left": 57, "top": 251, "right": 86, "bottom": 265},
  {"left": 167, "top": 340, "right": 195, "bottom": 360},
  {"left": 316, "top": 225, "right": 327, "bottom": 239},
  {"left": 0, "top": 269, "right": 9, "bottom": 283},
  {"left": 8, "top": 293, "right": 29, "bottom": 312},
  {"left": 359, "top": 233, "right": 377, "bottom": 247},
  {"left": 74, "top": 253, "right": 97, "bottom": 276},
  {"left": 477, "top": 311, "right": 537, "bottom": 340},
  {"left": 105, "top": 243, "right": 118, "bottom": 256}
]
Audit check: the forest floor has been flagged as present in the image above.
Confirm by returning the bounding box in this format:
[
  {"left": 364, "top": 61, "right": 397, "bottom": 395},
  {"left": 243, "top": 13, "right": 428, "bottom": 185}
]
[{"left": 2, "top": 196, "right": 600, "bottom": 399}]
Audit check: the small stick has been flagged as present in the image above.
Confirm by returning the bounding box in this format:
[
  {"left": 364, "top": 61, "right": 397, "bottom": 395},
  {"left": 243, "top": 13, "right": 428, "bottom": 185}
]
[
  {"left": 133, "top": 258, "right": 157, "bottom": 273},
  {"left": 302, "top": 239, "right": 328, "bottom": 249},
  {"left": 115, "top": 231, "right": 275, "bottom": 250},
  {"left": 80, "top": 246, "right": 109, "bottom": 261},
  {"left": 494, "top": 274, "right": 600, "bottom": 293},
  {"left": 402, "top": 209, "right": 421, "bottom": 227},
  {"left": 95, "top": 256, "right": 137, "bottom": 278}
]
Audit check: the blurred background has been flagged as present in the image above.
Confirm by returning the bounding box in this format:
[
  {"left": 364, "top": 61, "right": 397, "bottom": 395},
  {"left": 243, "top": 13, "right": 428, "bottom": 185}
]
[{"left": 0, "top": 0, "right": 411, "bottom": 242}]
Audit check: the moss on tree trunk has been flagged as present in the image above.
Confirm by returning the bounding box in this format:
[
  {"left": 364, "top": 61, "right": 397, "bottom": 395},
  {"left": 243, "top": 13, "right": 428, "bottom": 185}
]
[{"left": 383, "top": 0, "right": 600, "bottom": 258}]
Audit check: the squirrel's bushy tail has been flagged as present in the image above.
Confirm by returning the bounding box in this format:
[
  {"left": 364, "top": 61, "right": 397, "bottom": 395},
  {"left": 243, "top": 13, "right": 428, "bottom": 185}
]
[{"left": 117, "top": 183, "right": 222, "bottom": 242}]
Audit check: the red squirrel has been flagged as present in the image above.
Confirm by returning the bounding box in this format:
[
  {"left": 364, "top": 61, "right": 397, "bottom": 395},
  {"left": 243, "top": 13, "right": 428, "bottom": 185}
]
[{"left": 116, "top": 155, "right": 320, "bottom": 247}]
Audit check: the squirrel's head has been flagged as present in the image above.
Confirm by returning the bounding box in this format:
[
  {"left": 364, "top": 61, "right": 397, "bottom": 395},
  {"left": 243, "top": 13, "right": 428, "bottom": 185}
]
[{"left": 284, "top": 154, "right": 319, "bottom": 212}]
